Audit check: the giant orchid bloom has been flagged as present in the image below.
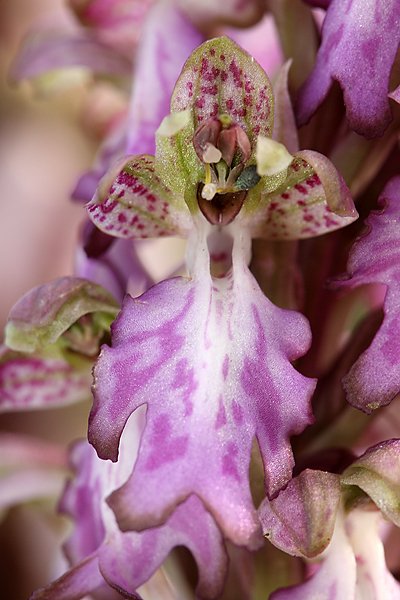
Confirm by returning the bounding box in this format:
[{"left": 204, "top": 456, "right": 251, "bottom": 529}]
[
  {"left": 297, "top": 0, "right": 400, "bottom": 137},
  {"left": 86, "top": 37, "right": 357, "bottom": 548},
  {"left": 259, "top": 440, "right": 400, "bottom": 599},
  {"left": 335, "top": 177, "right": 400, "bottom": 413},
  {"left": 31, "top": 416, "right": 228, "bottom": 600}
]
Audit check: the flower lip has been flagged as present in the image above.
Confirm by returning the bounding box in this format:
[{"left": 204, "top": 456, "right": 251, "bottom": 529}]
[{"left": 197, "top": 184, "right": 247, "bottom": 225}]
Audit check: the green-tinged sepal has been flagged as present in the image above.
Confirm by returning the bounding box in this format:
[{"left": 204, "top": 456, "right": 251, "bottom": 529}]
[
  {"left": 5, "top": 278, "right": 119, "bottom": 355},
  {"left": 341, "top": 440, "right": 400, "bottom": 526}
]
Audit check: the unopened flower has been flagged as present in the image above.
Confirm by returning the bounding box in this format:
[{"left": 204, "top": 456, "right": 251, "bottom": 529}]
[
  {"left": 260, "top": 440, "right": 400, "bottom": 599},
  {"left": 0, "top": 278, "right": 118, "bottom": 411}
]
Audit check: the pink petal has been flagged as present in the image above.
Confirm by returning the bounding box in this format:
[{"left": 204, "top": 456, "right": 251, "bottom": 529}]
[
  {"left": 125, "top": 0, "right": 204, "bottom": 156},
  {"left": 99, "top": 496, "right": 227, "bottom": 600},
  {"left": 89, "top": 258, "right": 315, "bottom": 547},
  {"left": 69, "top": 0, "right": 155, "bottom": 54},
  {"left": 86, "top": 155, "right": 192, "bottom": 239},
  {"left": 296, "top": 0, "right": 400, "bottom": 137},
  {"left": 75, "top": 234, "right": 153, "bottom": 304},
  {"left": 336, "top": 177, "right": 400, "bottom": 411},
  {"left": 345, "top": 509, "right": 400, "bottom": 600},
  {"left": 11, "top": 33, "right": 132, "bottom": 82},
  {"left": 0, "top": 433, "right": 67, "bottom": 469},
  {"left": 226, "top": 14, "right": 284, "bottom": 78}
]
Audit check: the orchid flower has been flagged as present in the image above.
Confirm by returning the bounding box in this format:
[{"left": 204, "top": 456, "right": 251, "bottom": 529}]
[
  {"left": 85, "top": 37, "right": 357, "bottom": 550},
  {"left": 0, "top": 278, "right": 118, "bottom": 411},
  {"left": 260, "top": 440, "right": 400, "bottom": 599}
]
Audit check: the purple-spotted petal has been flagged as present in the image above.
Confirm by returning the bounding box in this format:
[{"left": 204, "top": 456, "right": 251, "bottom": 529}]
[
  {"left": 0, "top": 347, "right": 91, "bottom": 412},
  {"left": 341, "top": 440, "right": 400, "bottom": 526},
  {"left": 5, "top": 277, "right": 118, "bottom": 353},
  {"left": 11, "top": 33, "right": 132, "bottom": 82},
  {"left": 172, "top": 36, "right": 274, "bottom": 144},
  {"left": 125, "top": 0, "right": 204, "bottom": 156},
  {"left": 87, "top": 155, "right": 192, "bottom": 239},
  {"left": 245, "top": 151, "right": 357, "bottom": 239},
  {"left": 156, "top": 36, "right": 274, "bottom": 199},
  {"left": 336, "top": 177, "right": 400, "bottom": 411},
  {"left": 259, "top": 469, "right": 340, "bottom": 558},
  {"left": 296, "top": 0, "right": 400, "bottom": 137},
  {"left": 89, "top": 237, "right": 315, "bottom": 546}
]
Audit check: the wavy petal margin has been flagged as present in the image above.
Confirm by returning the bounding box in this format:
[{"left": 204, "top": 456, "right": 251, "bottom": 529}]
[
  {"left": 89, "top": 230, "right": 315, "bottom": 547},
  {"left": 296, "top": 0, "right": 400, "bottom": 137},
  {"left": 34, "top": 417, "right": 228, "bottom": 600},
  {"left": 335, "top": 177, "right": 400, "bottom": 411},
  {"left": 87, "top": 155, "right": 192, "bottom": 238}
]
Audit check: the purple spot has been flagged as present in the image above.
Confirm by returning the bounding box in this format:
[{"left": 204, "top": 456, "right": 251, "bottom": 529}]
[
  {"left": 215, "top": 395, "right": 227, "bottom": 429},
  {"left": 222, "top": 356, "right": 229, "bottom": 380},
  {"left": 222, "top": 443, "right": 241, "bottom": 481},
  {"left": 232, "top": 401, "right": 244, "bottom": 425},
  {"left": 172, "top": 358, "right": 197, "bottom": 416},
  {"left": 145, "top": 414, "right": 189, "bottom": 470}
]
